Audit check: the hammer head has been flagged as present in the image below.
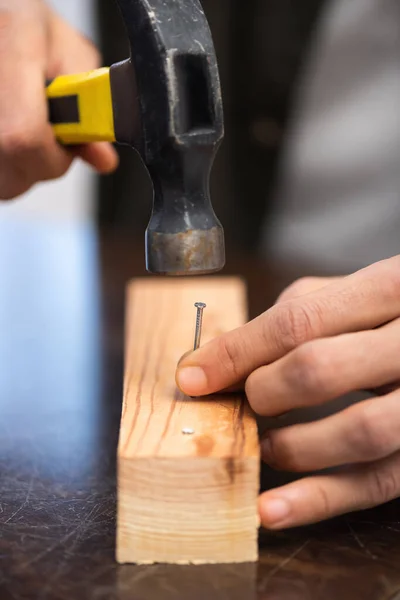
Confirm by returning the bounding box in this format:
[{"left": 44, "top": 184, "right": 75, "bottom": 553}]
[{"left": 112, "top": 0, "right": 225, "bottom": 275}]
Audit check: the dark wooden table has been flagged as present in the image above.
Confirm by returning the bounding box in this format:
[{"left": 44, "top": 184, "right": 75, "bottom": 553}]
[{"left": 1, "top": 220, "right": 400, "bottom": 600}]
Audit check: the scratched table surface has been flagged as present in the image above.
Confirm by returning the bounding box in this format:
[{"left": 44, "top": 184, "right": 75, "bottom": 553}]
[{"left": 0, "top": 220, "right": 400, "bottom": 600}]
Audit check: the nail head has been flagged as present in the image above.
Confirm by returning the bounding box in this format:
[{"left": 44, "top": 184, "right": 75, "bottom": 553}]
[
  {"left": 194, "top": 302, "right": 206, "bottom": 309},
  {"left": 182, "top": 427, "right": 195, "bottom": 435}
]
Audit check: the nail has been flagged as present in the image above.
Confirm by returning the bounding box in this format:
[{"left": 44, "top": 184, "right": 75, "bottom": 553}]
[
  {"left": 260, "top": 497, "right": 291, "bottom": 527},
  {"left": 178, "top": 350, "right": 192, "bottom": 365},
  {"left": 176, "top": 366, "right": 208, "bottom": 396},
  {"left": 193, "top": 302, "right": 206, "bottom": 350},
  {"left": 182, "top": 427, "right": 195, "bottom": 435}
]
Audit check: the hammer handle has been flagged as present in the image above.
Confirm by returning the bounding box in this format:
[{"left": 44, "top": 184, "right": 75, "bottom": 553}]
[{"left": 46, "top": 68, "right": 116, "bottom": 144}]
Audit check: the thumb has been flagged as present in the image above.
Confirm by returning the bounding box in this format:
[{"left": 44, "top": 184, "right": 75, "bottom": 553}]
[{"left": 175, "top": 312, "right": 275, "bottom": 396}]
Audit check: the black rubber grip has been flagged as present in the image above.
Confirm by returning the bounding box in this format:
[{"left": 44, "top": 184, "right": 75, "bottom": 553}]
[{"left": 48, "top": 95, "right": 80, "bottom": 125}]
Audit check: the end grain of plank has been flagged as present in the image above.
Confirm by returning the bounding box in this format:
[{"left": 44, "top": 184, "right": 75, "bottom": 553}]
[{"left": 116, "top": 277, "right": 260, "bottom": 565}]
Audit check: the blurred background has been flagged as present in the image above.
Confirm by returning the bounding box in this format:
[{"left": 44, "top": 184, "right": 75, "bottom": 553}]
[{"left": 1, "top": 0, "right": 399, "bottom": 274}]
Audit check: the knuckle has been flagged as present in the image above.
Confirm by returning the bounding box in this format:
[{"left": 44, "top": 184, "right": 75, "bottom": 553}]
[
  {"left": 51, "top": 11, "right": 101, "bottom": 70},
  {"left": 89, "top": 44, "right": 101, "bottom": 68},
  {"left": 215, "top": 334, "right": 242, "bottom": 381},
  {"left": 364, "top": 256, "right": 400, "bottom": 301},
  {"left": 0, "top": 170, "right": 30, "bottom": 200},
  {"left": 386, "top": 260, "right": 400, "bottom": 298},
  {"left": 271, "top": 434, "right": 303, "bottom": 472},
  {"left": 43, "top": 156, "right": 71, "bottom": 180},
  {"left": 367, "top": 465, "right": 399, "bottom": 505},
  {"left": 285, "top": 342, "right": 328, "bottom": 396},
  {"left": 388, "top": 256, "right": 400, "bottom": 281},
  {"left": 273, "top": 301, "right": 322, "bottom": 353},
  {"left": 355, "top": 404, "right": 390, "bottom": 458},
  {"left": 1, "top": 127, "right": 40, "bottom": 158},
  {"left": 276, "top": 277, "right": 317, "bottom": 304},
  {"left": 0, "top": 185, "right": 29, "bottom": 200},
  {"left": 0, "top": 127, "right": 70, "bottom": 182},
  {"left": 286, "top": 343, "right": 322, "bottom": 390},
  {"left": 313, "top": 481, "right": 332, "bottom": 517},
  {"left": 77, "top": 37, "right": 101, "bottom": 70}
]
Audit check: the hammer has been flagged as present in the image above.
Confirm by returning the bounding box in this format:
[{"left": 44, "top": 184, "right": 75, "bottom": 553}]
[{"left": 46, "top": 0, "right": 225, "bottom": 276}]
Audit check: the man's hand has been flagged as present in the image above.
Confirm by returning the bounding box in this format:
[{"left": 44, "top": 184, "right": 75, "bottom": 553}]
[
  {"left": 176, "top": 256, "right": 400, "bottom": 529},
  {"left": 0, "top": 0, "right": 118, "bottom": 200}
]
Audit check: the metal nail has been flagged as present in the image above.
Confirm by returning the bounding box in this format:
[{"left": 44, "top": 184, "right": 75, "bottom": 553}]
[
  {"left": 193, "top": 302, "right": 206, "bottom": 350},
  {"left": 182, "top": 427, "right": 195, "bottom": 435}
]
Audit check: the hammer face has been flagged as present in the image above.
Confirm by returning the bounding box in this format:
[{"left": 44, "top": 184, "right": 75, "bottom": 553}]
[
  {"left": 146, "top": 225, "right": 225, "bottom": 276},
  {"left": 145, "top": 141, "right": 225, "bottom": 276}
]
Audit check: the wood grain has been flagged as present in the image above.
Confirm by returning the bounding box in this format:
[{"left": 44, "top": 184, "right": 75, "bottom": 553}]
[{"left": 116, "top": 277, "right": 260, "bottom": 565}]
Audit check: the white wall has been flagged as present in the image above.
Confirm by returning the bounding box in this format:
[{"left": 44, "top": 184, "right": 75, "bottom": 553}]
[{"left": 1, "top": 0, "right": 97, "bottom": 224}]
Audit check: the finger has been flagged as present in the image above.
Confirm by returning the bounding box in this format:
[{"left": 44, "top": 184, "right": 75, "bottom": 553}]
[
  {"left": 47, "top": 12, "right": 101, "bottom": 75},
  {"left": 0, "top": 7, "right": 73, "bottom": 199},
  {"left": 73, "top": 143, "right": 119, "bottom": 174},
  {"left": 276, "top": 276, "right": 343, "bottom": 304},
  {"left": 258, "top": 450, "right": 400, "bottom": 529},
  {"left": 261, "top": 390, "right": 400, "bottom": 472},
  {"left": 0, "top": 112, "right": 74, "bottom": 200},
  {"left": 177, "top": 351, "right": 244, "bottom": 393},
  {"left": 46, "top": 16, "right": 119, "bottom": 175},
  {"left": 245, "top": 317, "right": 400, "bottom": 416},
  {"left": 176, "top": 255, "right": 400, "bottom": 396}
]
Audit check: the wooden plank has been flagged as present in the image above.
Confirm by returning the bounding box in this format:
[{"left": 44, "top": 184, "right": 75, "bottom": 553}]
[{"left": 116, "top": 277, "right": 260, "bottom": 565}]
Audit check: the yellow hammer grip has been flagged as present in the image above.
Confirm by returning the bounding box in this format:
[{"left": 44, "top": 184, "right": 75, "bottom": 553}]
[{"left": 46, "top": 67, "right": 116, "bottom": 144}]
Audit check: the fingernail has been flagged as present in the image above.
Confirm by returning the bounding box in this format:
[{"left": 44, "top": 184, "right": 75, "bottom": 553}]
[
  {"left": 260, "top": 497, "right": 291, "bottom": 527},
  {"left": 178, "top": 350, "right": 192, "bottom": 365},
  {"left": 176, "top": 366, "right": 208, "bottom": 396}
]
